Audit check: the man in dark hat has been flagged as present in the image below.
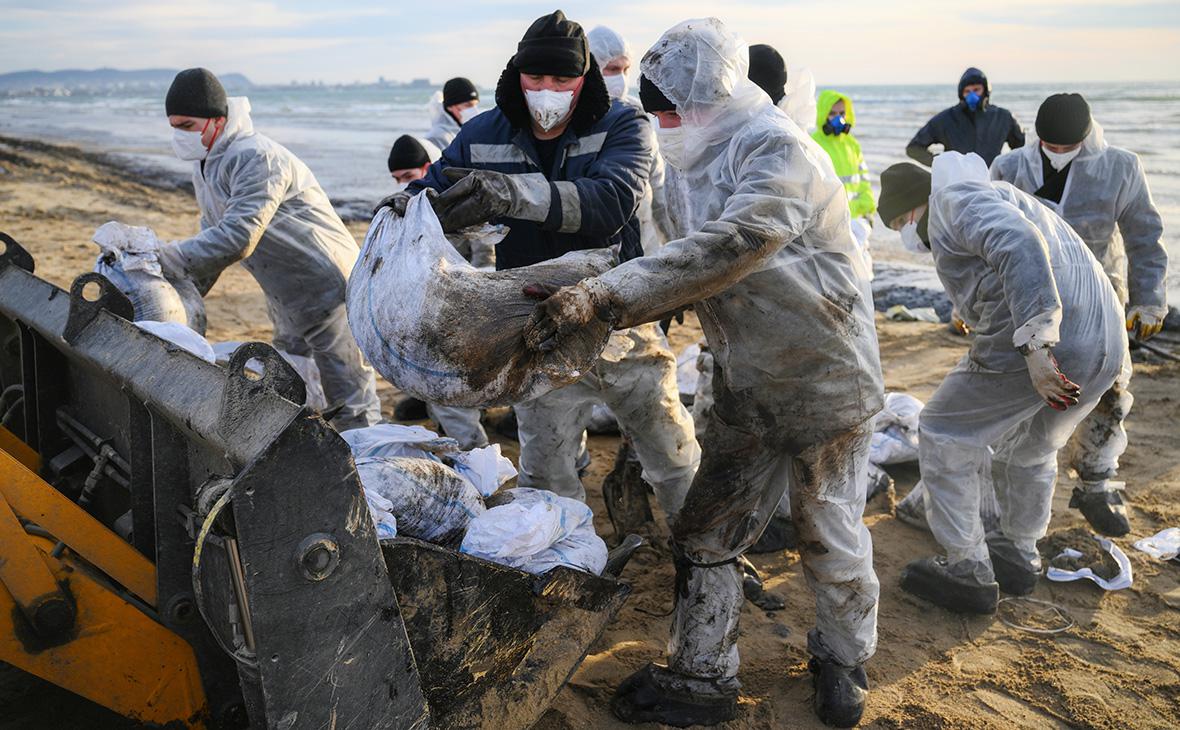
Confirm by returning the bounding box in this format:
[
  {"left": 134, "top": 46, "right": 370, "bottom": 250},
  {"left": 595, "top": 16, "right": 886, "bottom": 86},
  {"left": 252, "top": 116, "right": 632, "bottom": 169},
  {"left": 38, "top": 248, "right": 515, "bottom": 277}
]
[
  {"left": 906, "top": 67, "right": 1025, "bottom": 166},
  {"left": 878, "top": 152, "right": 1126, "bottom": 617},
  {"left": 992, "top": 92, "right": 1168, "bottom": 537},
  {"left": 387, "top": 134, "right": 439, "bottom": 186},
  {"left": 425, "top": 77, "right": 482, "bottom": 150},
  {"left": 379, "top": 10, "right": 700, "bottom": 525},
  {"left": 159, "top": 68, "right": 381, "bottom": 431}
]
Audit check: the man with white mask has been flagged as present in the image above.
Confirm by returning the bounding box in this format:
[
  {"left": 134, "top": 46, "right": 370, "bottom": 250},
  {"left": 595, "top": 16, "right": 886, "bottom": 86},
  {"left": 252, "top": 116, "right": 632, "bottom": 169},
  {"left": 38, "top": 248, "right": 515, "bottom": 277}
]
[
  {"left": 520, "top": 18, "right": 885, "bottom": 728},
  {"left": 878, "top": 153, "right": 1127, "bottom": 614},
  {"left": 588, "top": 24, "right": 674, "bottom": 254},
  {"left": 424, "top": 77, "right": 481, "bottom": 151},
  {"left": 159, "top": 68, "right": 381, "bottom": 431},
  {"left": 991, "top": 92, "right": 1168, "bottom": 537},
  {"left": 381, "top": 11, "right": 700, "bottom": 526}
]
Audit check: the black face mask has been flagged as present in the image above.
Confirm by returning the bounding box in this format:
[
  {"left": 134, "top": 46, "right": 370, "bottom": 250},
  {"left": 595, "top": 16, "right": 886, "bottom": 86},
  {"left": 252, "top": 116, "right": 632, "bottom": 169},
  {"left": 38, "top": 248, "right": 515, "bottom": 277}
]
[{"left": 917, "top": 208, "right": 931, "bottom": 247}]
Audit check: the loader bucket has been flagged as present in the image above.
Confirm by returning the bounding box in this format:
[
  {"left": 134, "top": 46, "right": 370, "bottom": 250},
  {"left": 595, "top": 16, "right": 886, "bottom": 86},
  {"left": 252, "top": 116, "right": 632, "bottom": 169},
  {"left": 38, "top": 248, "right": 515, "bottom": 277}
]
[{"left": 383, "top": 538, "right": 631, "bottom": 729}]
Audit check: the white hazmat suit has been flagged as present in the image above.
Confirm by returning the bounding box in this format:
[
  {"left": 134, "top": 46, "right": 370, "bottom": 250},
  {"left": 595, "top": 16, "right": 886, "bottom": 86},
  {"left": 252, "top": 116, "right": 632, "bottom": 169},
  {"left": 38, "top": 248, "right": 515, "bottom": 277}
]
[
  {"left": 424, "top": 91, "right": 462, "bottom": 152},
  {"left": 161, "top": 97, "right": 381, "bottom": 430},
  {"left": 990, "top": 122, "right": 1166, "bottom": 509},
  {"left": 588, "top": 25, "right": 675, "bottom": 254},
  {"left": 918, "top": 153, "right": 1128, "bottom": 581},
  {"left": 583, "top": 18, "right": 885, "bottom": 680}
]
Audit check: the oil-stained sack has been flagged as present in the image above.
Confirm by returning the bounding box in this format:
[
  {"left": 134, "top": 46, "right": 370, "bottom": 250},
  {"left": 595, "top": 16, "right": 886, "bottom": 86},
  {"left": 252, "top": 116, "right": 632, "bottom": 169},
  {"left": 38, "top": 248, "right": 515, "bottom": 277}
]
[{"left": 347, "top": 195, "right": 615, "bottom": 408}]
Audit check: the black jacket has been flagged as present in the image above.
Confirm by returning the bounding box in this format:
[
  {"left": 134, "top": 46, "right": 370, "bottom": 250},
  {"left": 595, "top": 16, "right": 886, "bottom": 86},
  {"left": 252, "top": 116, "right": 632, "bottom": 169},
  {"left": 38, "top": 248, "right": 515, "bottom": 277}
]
[{"left": 906, "top": 68, "right": 1024, "bottom": 166}]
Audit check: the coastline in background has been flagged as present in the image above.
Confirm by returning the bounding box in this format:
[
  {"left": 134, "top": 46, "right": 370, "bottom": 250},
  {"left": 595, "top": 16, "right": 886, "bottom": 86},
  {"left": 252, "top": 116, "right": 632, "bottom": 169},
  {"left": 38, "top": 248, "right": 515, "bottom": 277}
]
[{"left": 2, "top": 80, "right": 1177, "bottom": 299}]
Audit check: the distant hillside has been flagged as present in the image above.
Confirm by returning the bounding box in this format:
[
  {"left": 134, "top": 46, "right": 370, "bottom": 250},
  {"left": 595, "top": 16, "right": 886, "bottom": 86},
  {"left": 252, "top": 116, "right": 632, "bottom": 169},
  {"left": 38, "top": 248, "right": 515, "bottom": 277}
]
[{"left": 0, "top": 68, "right": 253, "bottom": 94}]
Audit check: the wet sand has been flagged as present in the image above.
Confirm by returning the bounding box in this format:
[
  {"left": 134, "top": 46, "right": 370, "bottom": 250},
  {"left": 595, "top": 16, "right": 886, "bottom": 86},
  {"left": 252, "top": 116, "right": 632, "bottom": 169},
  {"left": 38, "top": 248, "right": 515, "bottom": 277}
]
[{"left": 2, "top": 134, "right": 1179, "bottom": 729}]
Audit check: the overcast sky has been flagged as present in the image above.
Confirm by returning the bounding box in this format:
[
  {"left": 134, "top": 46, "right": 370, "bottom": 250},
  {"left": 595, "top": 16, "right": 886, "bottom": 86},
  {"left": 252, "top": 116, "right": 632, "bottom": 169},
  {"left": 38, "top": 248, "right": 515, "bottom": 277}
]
[{"left": 2, "top": 0, "right": 1178, "bottom": 87}]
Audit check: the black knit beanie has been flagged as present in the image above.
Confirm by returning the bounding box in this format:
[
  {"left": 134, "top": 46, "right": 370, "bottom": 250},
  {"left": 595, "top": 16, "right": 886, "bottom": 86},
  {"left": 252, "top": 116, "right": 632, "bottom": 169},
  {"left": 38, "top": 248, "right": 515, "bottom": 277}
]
[
  {"left": 512, "top": 10, "right": 590, "bottom": 77},
  {"left": 442, "top": 77, "right": 479, "bottom": 107},
  {"left": 165, "top": 68, "right": 228, "bottom": 118},
  {"left": 1036, "top": 93, "right": 1092, "bottom": 145},
  {"left": 387, "top": 135, "right": 430, "bottom": 172},
  {"left": 878, "top": 162, "right": 932, "bottom": 227},
  {"left": 639, "top": 75, "right": 676, "bottom": 113},
  {"left": 748, "top": 44, "right": 788, "bottom": 105}
]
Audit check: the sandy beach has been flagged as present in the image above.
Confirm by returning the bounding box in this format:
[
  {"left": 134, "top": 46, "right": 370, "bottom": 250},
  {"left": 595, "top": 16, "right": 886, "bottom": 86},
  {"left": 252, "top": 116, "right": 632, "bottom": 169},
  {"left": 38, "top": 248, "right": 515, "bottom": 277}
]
[{"left": 2, "top": 133, "right": 1179, "bottom": 729}]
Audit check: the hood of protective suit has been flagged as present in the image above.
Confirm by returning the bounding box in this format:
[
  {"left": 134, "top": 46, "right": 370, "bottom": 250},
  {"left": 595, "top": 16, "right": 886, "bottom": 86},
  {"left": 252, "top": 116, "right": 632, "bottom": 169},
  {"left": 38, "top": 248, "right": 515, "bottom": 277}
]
[
  {"left": 208, "top": 97, "right": 254, "bottom": 158},
  {"left": 815, "top": 89, "right": 855, "bottom": 130},
  {"left": 778, "top": 66, "right": 816, "bottom": 131},
  {"left": 588, "top": 25, "right": 631, "bottom": 68},
  {"left": 932, "top": 151, "right": 990, "bottom": 193},
  {"left": 641, "top": 17, "right": 772, "bottom": 170},
  {"left": 426, "top": 91, "right": 461, "bottom": 145}
]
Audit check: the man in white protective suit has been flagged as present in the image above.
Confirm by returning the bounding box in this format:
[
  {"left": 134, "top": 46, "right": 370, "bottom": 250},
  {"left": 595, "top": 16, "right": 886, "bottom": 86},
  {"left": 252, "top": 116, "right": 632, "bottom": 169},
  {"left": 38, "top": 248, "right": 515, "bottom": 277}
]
[
  {"left": 159, "top": 68, "right": 381, "bottom": 431},
  {"left": 877, "top": 152, "right": 1127, "bottom": 614},
  {"left": 991, "top": 92, "right": 1168, "bottom": 537},
  {"left": 522, "top": 19, "right": 885, "bottom": 728}
]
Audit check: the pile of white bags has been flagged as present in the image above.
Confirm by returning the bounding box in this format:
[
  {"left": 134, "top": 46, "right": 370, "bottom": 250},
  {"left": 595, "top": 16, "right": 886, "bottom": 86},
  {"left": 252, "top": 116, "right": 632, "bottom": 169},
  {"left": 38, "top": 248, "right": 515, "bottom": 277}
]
[
  {"left": 92, "top": 222, "right": 206, "bottom": 333},
  {"left": 355, "top": 456, "right": 485, "bottom": 546},
  {"left": 461, "top": 488, "right": 607, "bottom": 576},
  {"left": 346, "top": 196, "right": 616, "bottom": 408}
]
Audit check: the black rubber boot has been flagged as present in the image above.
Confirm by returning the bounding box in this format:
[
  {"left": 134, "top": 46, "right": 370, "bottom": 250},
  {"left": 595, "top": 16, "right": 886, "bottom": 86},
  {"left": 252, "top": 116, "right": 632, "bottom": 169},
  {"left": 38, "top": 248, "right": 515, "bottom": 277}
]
[
  {"left": 748, "top": 515, "right": 798, "bottom": 554},
  {"left": 900, "top": 556, "right": 998, "bottom": 614},
  {"left": 393, "top": 396, "right": 428, "bottom": 421},
  {"left": 1070, "top": 487, "right": 1131, "bottom": 537},
  {"left": 611, "top": 663, "right": 738, "bottom": 727},
  {"left": 810, "top": 657, "right": 868, "bottom": 728},
  {"left": 986, "top": 535, "right": 1041, "bottom": 596},
  {"left": 739, "top": 556, "right": 786, "bottom": 611}
]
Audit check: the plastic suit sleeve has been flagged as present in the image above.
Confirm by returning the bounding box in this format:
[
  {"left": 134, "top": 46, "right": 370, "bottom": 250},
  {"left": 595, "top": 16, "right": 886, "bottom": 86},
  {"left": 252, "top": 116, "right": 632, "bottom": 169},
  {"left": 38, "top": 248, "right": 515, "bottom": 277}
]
[
  {"left": 933, "top": 182, "right": 1063, "bottom": 350},
  {"left": 906, "top": 121, "right": 939, "bottom": 167},
  {"left": 544, "top": 106, "right": 652, "bottom": 236},
  {"left": 1118, "top": 156, "right": 1169, "bottom": 313},
  {"left": 173, "top": 150, "right": 286, "bottom": 281},
  {"left": 594, "top": 130, "right": 813, "bottom": 329}
]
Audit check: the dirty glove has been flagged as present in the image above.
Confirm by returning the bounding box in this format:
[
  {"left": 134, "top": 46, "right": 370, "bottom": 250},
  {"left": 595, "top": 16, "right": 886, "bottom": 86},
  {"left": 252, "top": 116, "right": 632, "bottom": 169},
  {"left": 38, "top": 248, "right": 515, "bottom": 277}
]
[
  {"left": 522, "top": 279, "right": 615, "bottom": 352},
  {"left": 373, "top": 188, "right": 440, "bottom": 218},
  {"left": 1126, "top": 306, "right": 1164, "bottom": 341},
  {"left": 1023, "top": 346, "right": 1081, "bottom": 411},
  {"left": 433, "top": 168, "right": 549, "bottom": 232}
]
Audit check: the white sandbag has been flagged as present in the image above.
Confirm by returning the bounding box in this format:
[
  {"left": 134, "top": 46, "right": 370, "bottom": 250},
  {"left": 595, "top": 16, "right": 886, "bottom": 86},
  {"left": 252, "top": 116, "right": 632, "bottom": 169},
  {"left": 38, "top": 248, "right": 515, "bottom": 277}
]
[
  {"left": 211, "top": 341, "right": 329, "bottom": 411},
  {"left": 347, "top": 196, "right": 616, "bottom": 408},
  {"left": 355, "top": 456, "right": 485, "bottom": 546},
  {"left": 869, "top": 392, "right": 924, "bottom": 465},
  {"left": 134, "top": 321, "right": 216, "bottom": 363},
  {"left": 1133, "top": 527, "right": 1180, "bottom": 561},
  {"left": 460, "top": 487, "right": 607, "bottom": 575},
  {"left": 1046, "top": 536, "right": 1134, "bottom": 591},
  {"left": 92, "top": 222, "right": 207, "bottom": 334},
  {"left": 342, "top": 423, "right": 514, "bottom": 498}
]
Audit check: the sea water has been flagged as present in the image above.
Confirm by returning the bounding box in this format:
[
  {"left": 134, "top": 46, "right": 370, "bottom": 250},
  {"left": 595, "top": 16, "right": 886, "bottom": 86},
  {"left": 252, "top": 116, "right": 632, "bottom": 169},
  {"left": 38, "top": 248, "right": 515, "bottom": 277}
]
[{"left": 1, "top": 81, "right": 1177, "bottom": 299}]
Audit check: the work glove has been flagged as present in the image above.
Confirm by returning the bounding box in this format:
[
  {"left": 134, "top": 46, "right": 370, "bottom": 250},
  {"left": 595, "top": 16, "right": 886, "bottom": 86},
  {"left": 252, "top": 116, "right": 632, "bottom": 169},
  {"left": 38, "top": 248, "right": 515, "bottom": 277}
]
[
  {"left": 433, "top": 168, "right": 547, "bottom": 232},
  {"left": 1126, "top": 306, "right": 1164, "bottom": 341},
  {"left": 1024, "top": 346, "right": 1081, "bottom": 411},
  {"left": 522, "top": 279, "right": 615, "bottom": 352},
  {"left": 373, "top": 188, "right": 441, "bottom": 218}
]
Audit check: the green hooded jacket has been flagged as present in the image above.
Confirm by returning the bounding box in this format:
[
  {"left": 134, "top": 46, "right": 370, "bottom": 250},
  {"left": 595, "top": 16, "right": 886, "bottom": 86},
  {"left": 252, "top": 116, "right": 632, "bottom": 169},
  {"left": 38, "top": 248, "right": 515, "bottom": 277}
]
[{"left": 811, "top": 89, "right": 876, "bottom": 219}]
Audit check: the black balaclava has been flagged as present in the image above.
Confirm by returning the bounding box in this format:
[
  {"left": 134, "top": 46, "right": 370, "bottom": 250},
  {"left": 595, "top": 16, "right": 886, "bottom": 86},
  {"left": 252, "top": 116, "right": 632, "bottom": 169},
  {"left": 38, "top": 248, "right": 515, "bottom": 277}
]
[
  {"left": 1035, "top": 93, "right": 1092, "bottom": 145},
  {"left": 957, "top": 67, "right": 991, "bottom": 111},
  {"left": 512, "top": 10, "right": 590, "bottom": 77},
  {"left": 442, "top": 77, "right": 479, "bottom": 108},
  {"left": 387, "top": 135, "right": 430, "bottom": 172},
  {"left": 878, "top": 161, "right": 932, "bottom": 228},
  {"left": 639, "top": 75, "right": 676, "bottom": 113},
  {"left": 748, "top": 44, "right": 788, "bottom": 105},
  {"left": 166, "top": 68, "right": 228, "bottom": 118}
]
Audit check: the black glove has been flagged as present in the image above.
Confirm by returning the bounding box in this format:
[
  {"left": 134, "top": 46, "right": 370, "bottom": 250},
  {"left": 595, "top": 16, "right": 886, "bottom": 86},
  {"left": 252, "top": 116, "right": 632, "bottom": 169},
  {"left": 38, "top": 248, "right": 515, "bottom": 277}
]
[
  {"left": 373, "top": 190, "right": 413, "bottom": 217},
  {"left": 430, "top": 168, "right": 518, "bottom": 232}
]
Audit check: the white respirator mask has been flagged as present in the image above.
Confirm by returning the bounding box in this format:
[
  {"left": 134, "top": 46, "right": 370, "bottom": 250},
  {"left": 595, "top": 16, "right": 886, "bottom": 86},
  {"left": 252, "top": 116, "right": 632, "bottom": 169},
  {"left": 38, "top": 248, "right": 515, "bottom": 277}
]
[
  {"left": 1042, "top": 145, "right": 1081, "bottom": 171},
  {"left": 171, "top": 127, "right": 211, "bottom": 161},
  {"left": 603, "top": 73, "right": 628, "bottom": 100},
  {"left": 457, "top": 104, "right": 481, "bottom": 125},
  {"left": 655, "top": 124, "right": 686, "bottom": 170},
  {"left": 899, "top": 220, "right": 928, "bottom": 255},
  {"left": 524, "top": 89, "right": 575, "bottom": 132}
]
